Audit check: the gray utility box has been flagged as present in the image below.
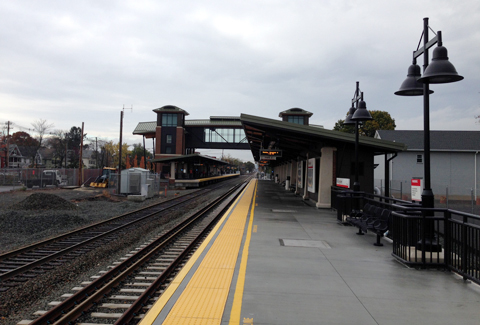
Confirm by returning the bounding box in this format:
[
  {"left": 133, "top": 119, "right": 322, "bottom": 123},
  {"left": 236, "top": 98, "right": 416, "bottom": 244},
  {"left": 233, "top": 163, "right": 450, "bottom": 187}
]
[{"left": 120, "top": 168, "right": 156, "bottom": 198}]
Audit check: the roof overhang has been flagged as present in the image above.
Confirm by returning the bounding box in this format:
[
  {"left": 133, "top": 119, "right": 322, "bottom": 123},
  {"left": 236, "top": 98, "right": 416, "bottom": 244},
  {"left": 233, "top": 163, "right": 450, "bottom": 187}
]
[
  {"left": 240, "top": 113, "right": 406, "bottom": 165},
  {"left": 149, "top": 153, "right": 230, "bottom": 166}
]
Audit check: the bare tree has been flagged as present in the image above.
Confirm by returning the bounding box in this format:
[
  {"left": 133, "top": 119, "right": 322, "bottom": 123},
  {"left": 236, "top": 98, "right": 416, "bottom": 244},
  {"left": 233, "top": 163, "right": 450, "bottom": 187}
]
[{"left": 31, "top": 119, "right": 54, "bottom": 166}]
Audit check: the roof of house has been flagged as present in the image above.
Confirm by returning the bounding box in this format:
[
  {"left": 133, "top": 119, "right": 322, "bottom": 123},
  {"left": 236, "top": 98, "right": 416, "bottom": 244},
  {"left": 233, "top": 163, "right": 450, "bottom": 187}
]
[{"left": 376, "top": 130, "right": 480, "bottom": 151}]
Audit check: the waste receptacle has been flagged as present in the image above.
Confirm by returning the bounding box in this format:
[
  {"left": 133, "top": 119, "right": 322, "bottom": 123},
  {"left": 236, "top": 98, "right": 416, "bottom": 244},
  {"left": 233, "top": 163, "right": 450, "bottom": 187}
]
[
  {"left": 336, "top": 194, "right": 353, "bottom": 222},
  {"left": 285, "top": 176, "right": 290, "bottom": 190}
]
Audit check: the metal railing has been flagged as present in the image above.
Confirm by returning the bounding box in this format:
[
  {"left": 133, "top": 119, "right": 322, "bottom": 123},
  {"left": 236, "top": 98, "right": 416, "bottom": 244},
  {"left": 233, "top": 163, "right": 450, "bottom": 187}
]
[{"left": 331, "top": 187, "right": 480, "bottom": 285}]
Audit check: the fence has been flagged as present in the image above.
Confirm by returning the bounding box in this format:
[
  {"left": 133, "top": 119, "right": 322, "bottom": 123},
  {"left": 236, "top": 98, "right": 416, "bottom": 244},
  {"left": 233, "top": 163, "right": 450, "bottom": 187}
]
[
  {"left": 375, "top": 178, "right": 480, "bottom": 215},
  {"left": 331, "top": 186, "right": 480, "bottom": 286},
  {"left": 0, "top": 168, "right": 105, "bottom": 188},
  {"left": 390, "top": 206, "right": 480, "bottom": 285}
]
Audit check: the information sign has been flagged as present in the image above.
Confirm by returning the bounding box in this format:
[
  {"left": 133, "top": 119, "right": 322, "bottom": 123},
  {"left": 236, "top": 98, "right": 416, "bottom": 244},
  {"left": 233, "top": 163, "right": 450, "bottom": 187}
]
[
  {"left": 259, "top": 150, "right": 282, "bottom": 157},
  {"left": 411, "top": 178, "right": 423, "bottom": 201},
  {"left": 336, "top": 178, "right": 350, "bottom": 189}
]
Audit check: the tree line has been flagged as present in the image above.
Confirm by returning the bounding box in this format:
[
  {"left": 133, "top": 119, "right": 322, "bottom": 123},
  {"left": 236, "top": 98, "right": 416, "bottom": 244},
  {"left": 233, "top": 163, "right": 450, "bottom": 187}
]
[{"left": 2, "top": 119, "right": 152, "bottom": 169}]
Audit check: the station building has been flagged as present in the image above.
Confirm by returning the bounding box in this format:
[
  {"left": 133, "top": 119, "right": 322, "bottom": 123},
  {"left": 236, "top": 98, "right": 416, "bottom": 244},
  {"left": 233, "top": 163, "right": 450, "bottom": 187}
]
[{"left": 133, "top": 105, "right": 405, "bottom": 207}]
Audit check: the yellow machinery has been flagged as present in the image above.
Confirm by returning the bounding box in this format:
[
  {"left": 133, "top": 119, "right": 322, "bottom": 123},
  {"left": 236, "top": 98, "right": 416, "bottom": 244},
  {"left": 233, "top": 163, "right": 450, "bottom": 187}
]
[{"left": 90, "top": 167, "right": 117, "bottom": 188}]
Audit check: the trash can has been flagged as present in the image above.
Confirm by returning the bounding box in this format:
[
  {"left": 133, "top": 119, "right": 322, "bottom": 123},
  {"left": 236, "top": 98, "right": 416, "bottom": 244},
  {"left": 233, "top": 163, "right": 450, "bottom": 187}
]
[{"left": 336, "top": 193, "right": 353, "bottom": 222}]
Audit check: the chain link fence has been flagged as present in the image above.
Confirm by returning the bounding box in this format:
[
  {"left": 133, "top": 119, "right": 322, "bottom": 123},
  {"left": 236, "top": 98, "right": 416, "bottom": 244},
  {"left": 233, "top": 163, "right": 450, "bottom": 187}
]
[{"left": 375, "top": 178, "right": 480, "bottom": 215}]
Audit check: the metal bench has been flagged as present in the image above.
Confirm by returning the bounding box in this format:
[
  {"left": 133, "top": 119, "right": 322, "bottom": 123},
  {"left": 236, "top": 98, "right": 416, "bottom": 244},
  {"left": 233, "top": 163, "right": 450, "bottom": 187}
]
[{"left": 346, "top": 203, "right": 391, "bottom": 247}]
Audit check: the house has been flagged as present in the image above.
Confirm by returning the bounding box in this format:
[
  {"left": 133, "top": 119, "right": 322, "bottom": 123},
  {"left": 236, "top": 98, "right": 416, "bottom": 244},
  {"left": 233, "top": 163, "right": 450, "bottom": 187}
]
[
  {"left": 82, "top": 149, "right": 98, "bottom": 169},
  {"left": 374, "top": 130, "right": 480, "bottom": 200},
  {"left": 8, "top": 144, "right": 30, "bottom": 168}
]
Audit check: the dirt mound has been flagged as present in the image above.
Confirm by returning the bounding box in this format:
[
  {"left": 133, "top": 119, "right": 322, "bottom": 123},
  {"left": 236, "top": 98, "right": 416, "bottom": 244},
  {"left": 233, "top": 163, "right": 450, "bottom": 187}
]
[{"left": 12, "top": 193, "right": 78, "bottom": 210}]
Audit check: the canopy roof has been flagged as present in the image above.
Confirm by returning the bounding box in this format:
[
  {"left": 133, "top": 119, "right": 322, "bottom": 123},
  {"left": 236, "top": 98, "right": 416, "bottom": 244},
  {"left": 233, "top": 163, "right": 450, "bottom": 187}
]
[{"left": 240, "top": 113, "right": 406, "bottom": 165}]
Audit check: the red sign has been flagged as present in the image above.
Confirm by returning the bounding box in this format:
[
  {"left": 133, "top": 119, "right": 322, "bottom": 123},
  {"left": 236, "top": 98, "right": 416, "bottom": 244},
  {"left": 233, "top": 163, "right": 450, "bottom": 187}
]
[{"left": 411, "top": 179, "right": 421, "bottom": 186}]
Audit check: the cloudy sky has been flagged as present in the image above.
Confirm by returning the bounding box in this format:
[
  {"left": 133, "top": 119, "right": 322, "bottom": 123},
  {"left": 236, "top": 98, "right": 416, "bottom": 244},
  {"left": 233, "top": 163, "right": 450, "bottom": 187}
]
[{"left": 1, "top": 0, "right": 479, "bottom": 162}]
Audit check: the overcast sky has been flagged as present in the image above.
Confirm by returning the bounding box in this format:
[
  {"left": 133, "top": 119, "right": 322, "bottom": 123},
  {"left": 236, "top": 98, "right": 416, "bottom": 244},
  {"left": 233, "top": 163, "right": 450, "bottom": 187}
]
[{"left": 1, "top": 0, "right": 479, "bottom": 162}]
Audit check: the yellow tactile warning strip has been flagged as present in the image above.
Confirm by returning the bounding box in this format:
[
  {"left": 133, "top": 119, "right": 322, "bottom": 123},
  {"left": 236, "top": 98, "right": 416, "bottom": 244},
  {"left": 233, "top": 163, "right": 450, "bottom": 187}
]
[
  {"left": 139, "top": 179, "right": 257, "bottom": 325},
  {"left": 228, "top": 181, "right": 256, "bottom": 325}
]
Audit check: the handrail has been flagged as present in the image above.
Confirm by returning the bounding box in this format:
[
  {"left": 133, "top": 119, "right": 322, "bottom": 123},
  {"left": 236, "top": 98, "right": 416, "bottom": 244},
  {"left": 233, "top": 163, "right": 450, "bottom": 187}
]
[{"left": 333, "top": 187, "right": 480, "bottom": 285}]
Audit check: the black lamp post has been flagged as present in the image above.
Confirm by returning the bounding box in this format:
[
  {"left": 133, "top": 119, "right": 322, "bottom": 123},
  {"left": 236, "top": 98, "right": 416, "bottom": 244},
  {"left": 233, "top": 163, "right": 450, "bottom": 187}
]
[
  {"left": 344, "top": 81, "right": 373, "bottom": 215},
  {"left": 344, "top": 81, "right": 373, "bottom": 193},
  {"left": 395, "top": 17, "right": 463, "bottom": 252}
]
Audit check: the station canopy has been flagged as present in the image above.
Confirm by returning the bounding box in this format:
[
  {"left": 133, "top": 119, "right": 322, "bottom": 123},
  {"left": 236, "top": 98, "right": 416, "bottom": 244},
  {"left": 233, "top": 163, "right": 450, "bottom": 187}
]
[
  {"left": 149, "top": 153, "right": 230, "bottom": 167},
  {"left": 240, "top": 113, "right": 406, "bottom": 166}
]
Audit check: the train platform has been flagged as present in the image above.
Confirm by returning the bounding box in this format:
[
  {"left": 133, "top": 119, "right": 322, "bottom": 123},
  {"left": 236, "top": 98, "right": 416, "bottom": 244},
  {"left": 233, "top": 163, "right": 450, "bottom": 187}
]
[{"left": 141, "top": 179, "right": 480, "bottom": 325}]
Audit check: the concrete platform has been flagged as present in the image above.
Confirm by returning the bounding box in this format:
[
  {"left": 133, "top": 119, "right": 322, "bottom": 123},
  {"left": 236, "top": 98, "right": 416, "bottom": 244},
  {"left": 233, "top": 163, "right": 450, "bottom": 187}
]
[{"left": 144, "top": 179, "right": 480, "bottom": 325}]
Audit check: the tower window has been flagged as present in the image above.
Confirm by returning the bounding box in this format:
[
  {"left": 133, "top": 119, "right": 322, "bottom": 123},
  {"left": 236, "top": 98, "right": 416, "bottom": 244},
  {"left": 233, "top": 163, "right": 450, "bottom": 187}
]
[
  {"left": 287, "top": 116, "right": 304, "bottom": 125},
  {"left": 162, "top": 114, "right": 177, "bottom": 127}
]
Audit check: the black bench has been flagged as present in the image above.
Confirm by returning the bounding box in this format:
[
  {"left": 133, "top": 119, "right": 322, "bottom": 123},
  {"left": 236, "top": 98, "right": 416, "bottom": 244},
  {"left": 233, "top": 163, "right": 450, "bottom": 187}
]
[{"left": 346, "top": 203, "right": 392, "bottom": 247}]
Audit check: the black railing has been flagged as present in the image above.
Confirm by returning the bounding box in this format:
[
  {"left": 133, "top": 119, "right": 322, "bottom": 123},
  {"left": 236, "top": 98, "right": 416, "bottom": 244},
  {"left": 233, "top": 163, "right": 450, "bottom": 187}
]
[{"left": 331, "top": 187, "right": 480, "bottom": 286}]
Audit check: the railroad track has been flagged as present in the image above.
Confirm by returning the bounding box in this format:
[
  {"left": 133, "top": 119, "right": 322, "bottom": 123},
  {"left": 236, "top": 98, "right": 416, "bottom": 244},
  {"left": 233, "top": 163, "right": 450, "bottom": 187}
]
[
  {"left": 0, "top": 178, "right": 241, "bottom": 292},
  {"left": 19, "top": 179, "right": 250, "bottom": 324}
]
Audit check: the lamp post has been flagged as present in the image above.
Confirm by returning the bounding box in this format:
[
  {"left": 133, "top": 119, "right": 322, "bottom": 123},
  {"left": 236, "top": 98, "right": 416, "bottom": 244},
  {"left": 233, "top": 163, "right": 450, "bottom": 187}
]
[
  {"left": 344, "top": 81, "right": 373, "bottom": 216},
  {"left": 395, "top": 17, "right": 463, "bottom": 252},
  {"left": 344, "top": 81, "right": 373, "bottom": 193}
]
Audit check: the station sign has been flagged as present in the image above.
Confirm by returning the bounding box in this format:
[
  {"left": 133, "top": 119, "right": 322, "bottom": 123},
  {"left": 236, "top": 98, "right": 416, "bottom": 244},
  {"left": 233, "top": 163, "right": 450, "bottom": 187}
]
[
  {"left": 336, "top": 178, "right": 350, "bottom": 189},
  {"left": 259, "top": 149, "right": 282, "bottom": 157},
  {"left": 259, "top": 155, "right": 276, "bottom": 160},
  {"left": 411, "top": 178, "right": 423, "bottom": 201}
]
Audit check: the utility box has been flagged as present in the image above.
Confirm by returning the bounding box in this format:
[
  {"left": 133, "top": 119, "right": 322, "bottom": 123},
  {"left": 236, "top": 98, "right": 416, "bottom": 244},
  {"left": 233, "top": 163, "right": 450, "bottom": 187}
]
[{"left": 121, "top": 168, "right": 156, "bottom": 197}]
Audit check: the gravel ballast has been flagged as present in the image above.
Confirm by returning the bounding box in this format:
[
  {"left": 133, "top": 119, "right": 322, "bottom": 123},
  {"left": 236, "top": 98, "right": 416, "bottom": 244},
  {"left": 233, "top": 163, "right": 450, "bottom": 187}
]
[{"left": 0, "top": 185, "right": 212, "bottom": 324}]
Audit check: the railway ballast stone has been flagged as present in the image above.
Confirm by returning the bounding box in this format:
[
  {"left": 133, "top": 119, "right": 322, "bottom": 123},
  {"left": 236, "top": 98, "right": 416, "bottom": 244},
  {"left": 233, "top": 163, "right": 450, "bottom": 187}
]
[{"left": 11, "top": 193, "right": 79, "bottom": 210}]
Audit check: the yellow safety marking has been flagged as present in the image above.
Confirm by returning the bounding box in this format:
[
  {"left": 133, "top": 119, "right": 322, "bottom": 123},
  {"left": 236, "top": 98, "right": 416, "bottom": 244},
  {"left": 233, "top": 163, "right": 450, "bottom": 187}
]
[
  {"left": 229, "top": 181, "right": 257, "bottom": 325},
  {"left": 253, "top": 225, "right": 257, "bottom": 233},
  {"left": 156, "top": 179, "right": 257, "bottom": 325},
  {"left": 139, "top": 180, "right": 254, "bottom": 325}
]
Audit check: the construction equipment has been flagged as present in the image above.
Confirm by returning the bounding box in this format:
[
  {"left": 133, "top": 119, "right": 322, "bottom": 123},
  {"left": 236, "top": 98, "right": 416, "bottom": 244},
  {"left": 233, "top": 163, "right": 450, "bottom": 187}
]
[{"left": 90, "top": 167, "right": 117, "bottom": 188}]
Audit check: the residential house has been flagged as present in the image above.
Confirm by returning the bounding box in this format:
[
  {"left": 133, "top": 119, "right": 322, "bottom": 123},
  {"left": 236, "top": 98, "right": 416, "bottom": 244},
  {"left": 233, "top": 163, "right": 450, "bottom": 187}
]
[
  {"left": 82, "top": 149, "right": 98, "bottom": 169},
  {"left": 8, "top": 144, "right": 31, "bottom": 168}
]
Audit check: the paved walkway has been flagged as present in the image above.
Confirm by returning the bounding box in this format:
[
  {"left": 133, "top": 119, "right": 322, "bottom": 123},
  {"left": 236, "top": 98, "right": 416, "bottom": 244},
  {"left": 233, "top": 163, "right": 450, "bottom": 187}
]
[{"left": 145, "top": 179, "right": 480, "bottom": 325}]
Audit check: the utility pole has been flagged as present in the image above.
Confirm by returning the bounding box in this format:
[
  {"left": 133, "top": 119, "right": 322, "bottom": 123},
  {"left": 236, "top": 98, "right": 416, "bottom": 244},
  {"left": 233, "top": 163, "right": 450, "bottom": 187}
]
[
  {"left": 118, "top": 105, "right": 132, "bottom": 194},
  {"left": 78, "top": 122, "right": 84, "bottom": 186},
  {"left": 6, "top": 121, "right": 11, "bottom": 168}
]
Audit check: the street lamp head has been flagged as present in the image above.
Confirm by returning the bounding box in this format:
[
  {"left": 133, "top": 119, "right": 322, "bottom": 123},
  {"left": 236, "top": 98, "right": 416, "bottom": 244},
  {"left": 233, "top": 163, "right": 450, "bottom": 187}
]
[
  {"left": 395, "top": 62, "right": 434, "bottom": 96},
  {"left": 417, "top": 45, "right": 464, "bottom": 84},
  {"left": 343, "top": 106, "right": 356, "bottom": 125},
  {"left": 352, "top": 100, "right": 373, "bottom": 122}
]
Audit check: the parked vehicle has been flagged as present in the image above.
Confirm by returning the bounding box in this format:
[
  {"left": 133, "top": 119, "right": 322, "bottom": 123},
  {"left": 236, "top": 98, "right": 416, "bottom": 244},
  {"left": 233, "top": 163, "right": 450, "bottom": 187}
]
[
  {"left": 90, "top": 167, "right": 117, "bottom": 188},
  {"left": 24, "top": 169, "right": 66, "bottom": 188}
]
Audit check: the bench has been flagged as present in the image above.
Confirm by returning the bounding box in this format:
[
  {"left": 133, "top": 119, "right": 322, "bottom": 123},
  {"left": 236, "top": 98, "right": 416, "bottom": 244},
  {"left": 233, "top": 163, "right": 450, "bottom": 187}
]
[{"left": 346, "top": 203, "right": 392, "bottom": 247}]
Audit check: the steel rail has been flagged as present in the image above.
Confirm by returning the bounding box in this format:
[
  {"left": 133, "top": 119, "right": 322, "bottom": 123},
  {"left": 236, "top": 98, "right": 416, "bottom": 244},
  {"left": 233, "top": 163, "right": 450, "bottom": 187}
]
[
  {"left": 116, "top": 182, "right": 247, "bottom": 324},
  {"left": 0, "top": 189, "right": 210, "bottom": 282},
  {"left": 0, "top": 188, "right": 206, "bottom": 262},
  {"left": 29, "top": 182, "right": 246, "bottom": 325}
]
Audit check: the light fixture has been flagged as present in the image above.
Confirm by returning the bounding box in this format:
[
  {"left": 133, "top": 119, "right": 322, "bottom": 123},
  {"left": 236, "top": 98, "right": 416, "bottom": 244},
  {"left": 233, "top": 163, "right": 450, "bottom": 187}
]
[
  {"left": 352, "top": 99, "right": 372, "bottom": 122},
  {"left": 417, "top": 40, "right": 464, "bottom": 84},
  {"left": 395, "top": 59, "right": 434, "bottom": 96}
]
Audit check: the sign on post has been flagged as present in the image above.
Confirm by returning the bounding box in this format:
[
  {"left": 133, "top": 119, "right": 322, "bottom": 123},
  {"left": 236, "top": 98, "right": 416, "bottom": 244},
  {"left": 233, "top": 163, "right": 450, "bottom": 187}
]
[
  {"left": 411, "top": 178, "right": 423, "bottom": 201},
  {"left": 336, "top": 178, "right": 350, "bottom": 189}
]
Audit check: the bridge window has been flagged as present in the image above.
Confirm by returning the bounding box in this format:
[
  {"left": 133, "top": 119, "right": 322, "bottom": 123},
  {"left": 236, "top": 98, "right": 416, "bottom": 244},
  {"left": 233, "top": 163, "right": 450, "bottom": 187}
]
[
  {"left": 162, "top": 114, "right": 177, "bottom": 127},
  {"left": 287, "top": 116, "right": 304, "bottom": 125},
  {"left": 204, "top": 128, "right": 246, "bottom": 143}
]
